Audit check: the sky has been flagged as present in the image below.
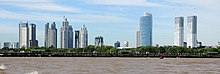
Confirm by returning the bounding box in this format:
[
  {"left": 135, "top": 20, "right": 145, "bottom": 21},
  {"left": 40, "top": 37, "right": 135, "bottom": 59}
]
[{"left": 0, "top": 0, "right": 219, "bottom": 47}]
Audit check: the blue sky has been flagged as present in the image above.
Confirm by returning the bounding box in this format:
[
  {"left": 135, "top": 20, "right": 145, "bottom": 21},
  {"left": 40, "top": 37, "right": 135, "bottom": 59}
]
[{"left": 0, "top": 0, "right": 219, "bottom": 47}]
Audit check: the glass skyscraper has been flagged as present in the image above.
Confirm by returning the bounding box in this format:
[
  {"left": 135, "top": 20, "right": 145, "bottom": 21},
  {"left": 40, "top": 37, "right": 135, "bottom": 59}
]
[
  {"left": 140, "top": 12, "right": 153, "bottom": 46},
  {"left": 174, "top": 17, "right": 184, "bottom": 47},
  {"left": 187, "top": 16, "right": 197, "bottom": 48}
]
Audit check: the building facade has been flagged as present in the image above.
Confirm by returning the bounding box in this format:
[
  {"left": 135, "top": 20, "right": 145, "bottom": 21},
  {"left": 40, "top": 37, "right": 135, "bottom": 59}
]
[
  {"left": 75, "top": 30, "right": 80, "bottom": 48},
  {"left": 79, "top": 25, "right": 88, "bottom": 48},
  {"left": 174, "top": 17, "right": 184, "bottom": 47},
  {"left": 60, "top": 17, "right": 73, "bottom": 48},
  {"left": 114, "top": 41, "right": 120, "bottom": 48},
  {"left": 45, "top": 23, "right": 49, "bottom": 47},
  {"left": 19, "top": 22, "right": 29, "bottom": 48},
  {"left": 48, "top": 22, "right": 57, "bottom": 48},
  {"left": 187, "top": 16, "right": 197, "bottom": 48},
  {"left": 136, "top": 30, "right": 140, "bottom": 47},
  {"left": 29, "top": 23, "right": 38, "bottom": 47},
  {"left": 95, "top": 36, "right": 103, "bottom": 47},
  {"left": 123, "top": 41, "right": 129, "bottom": 47},
  {"left": 140, "top": 12, "right": 153, "bottom": 46}
]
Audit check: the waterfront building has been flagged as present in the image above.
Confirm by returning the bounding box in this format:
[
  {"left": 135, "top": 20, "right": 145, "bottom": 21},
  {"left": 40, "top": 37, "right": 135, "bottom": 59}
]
[
  {"left": 187, "top": 16, "right": 197, "bottom": 48},
  {"left": 174, "top": 17, "right": 184, "bottom": 47},
  {"left": 140, "top": 12, "right": 153, "bottom": 46},
  {"left": 123, "top": 41, "right": 129, "bottom": 47},
  {"left": 60, "top": 17, "right": 73, "bottom": 48},
  {"left": 19, "top": 22, "right": 29, "bottom": 48},
  {"left": 3, "top": 42, "right": 11, "bottom": 48},
  {"left": 75, "top": 30, "right": 80, "bottom": 48},
  {"left": 11, "top": 42, "right": 19, "bottom": 49},
  {"left": 45, "top": 23, "right": 49, "bottom": 47},
  {"left": 29, "top": 23, "right": 38, "bottom": 47},
  {"left": 48, "top": 22, "right": 57, "bottom": 48},
  {"left": 95, "top": 36, "right": 104, "bottom": 47},
  {"left": 136, "top": 30, "right": 140, "bottom": 47},
  {"left": 114, "top": 41, "right": 120, "bottom": 48},
  {"left": 79, "top": 25, "right": 88, "bottom": 48}
]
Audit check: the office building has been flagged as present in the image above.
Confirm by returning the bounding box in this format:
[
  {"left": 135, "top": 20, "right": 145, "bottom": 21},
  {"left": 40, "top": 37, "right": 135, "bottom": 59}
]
[
  {"left": 61, "top": 17, "right": 73, "bottom": 48},
  {"left": 123, "top": 41, "right": 129, "bottom": 47},
  {"left": 136, "top": 30, "right": 140, "bottom": 47},
  {"left": 114, "top": 41, "right": 120, "bottom": 48},
  {"left": 45, "top": 23, "right": 49, "bottom": 47},
  {"left": 48, "top": 22, "right": 57, "bottom": 48},
  {"left": 187, "top": 16, "right": 197, "bottom": 48},
  {"left": 75, "top": 30, "right": 80, "bottom": 48},
  {"left": 3, "top": 42, "right": 11, "bottom": 48},
  {"left": 19, "top": 22, "right": 29, "bottom": 48},
  {"left": 95, "top": 36, "right": 104, "bottom": 47},
  {"left": 174, "top": 17, "right": 184, "bottom": 47},
  {"left": 79, "top": 25, "right": 88, "bottom": 48},
  {"left": 11, "top": 42, "right": 19, "bottom": 49},
  {"left": 140, "top": 12, "right": 153, "bottom": 46},
  {"left": 29, "top": 23, "right": 38, "bottom": 47}
]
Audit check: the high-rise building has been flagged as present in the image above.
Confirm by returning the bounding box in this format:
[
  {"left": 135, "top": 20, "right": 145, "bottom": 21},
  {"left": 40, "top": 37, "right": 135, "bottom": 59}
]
[
  {"left": 136, "top": 30, "right": 140, "bottom": 47},
  {"left": 0, "top": 42, "right": 2, "bottom": 49},
  {"left": 45, "top": 23, "right": 49, "bottom": 47},
  {"left": 75, "top": 30, "right": 80, "bottom": 48},
  {"left": 79, "top": 25, "right": 88, "bottom": 48},
  {"left": 61, "top": 17, "right": 73, "bottom": 48},
  {"left": 187, "top": 16, "right": 197, "bottom": 48},
  {"left": 114, "top": 41, "right": 120, "bottom": 48},
  {"left": 3, "top": 42, "right": 11, "bottom": 48},
  {"left": 48, "top": 22, "right": 57, "bottom": 48},
  {"left": 123, "top": 41, "right": 129, "bottom": 47},
  {"left": 29, "top": 23, "right": 38, "bottom": 47},
  {"left": 95, "top": 36, "right": 104, "bottom": 47},
  {"left": 19, "top": 22, "right": 29, "bottom": 48},
  {"left": 174, "top": 17, "right": 184, "bottom": 47},
  {"left": 140, "top": 12, "right": 153, "bottom": 46}
]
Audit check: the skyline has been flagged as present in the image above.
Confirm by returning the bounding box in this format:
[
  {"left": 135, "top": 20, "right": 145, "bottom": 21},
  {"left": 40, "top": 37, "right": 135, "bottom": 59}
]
[{"left": 0, "top": 0, "right": 220, "bottom": 47}]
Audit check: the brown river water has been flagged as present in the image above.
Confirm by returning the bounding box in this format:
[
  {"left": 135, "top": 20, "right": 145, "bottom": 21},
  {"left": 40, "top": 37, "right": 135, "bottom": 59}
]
[{"left": 0, "top": 57, "right": 220, "bottom": 74}]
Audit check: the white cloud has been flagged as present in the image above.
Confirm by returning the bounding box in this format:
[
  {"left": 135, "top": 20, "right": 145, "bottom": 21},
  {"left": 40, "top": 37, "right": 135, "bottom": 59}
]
[
  {"left": 86, "top": 0, "right": 162, "bottom": 7},
  {"left": 0, "top": 0, "right": 79, "bottom": 12}
]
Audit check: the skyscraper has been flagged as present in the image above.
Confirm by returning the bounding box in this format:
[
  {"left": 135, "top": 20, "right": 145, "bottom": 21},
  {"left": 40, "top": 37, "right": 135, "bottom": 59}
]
[
  {"left": 79, "top": 25, "right": 88, "bottom": 48},
  {"left": 45, "top": 23, "right": 49, "bottom": 47},
  {"left": 48, "top": 22, "right": 57, "bottom": 48},
  {"left": 19, "top": 22, "right": 29, "bottom": 48},
  {"left": 114, "top": 41, "right": 120, "bottom": 48},
  {"left": 174, "top": 17, "right": 184, "bottom": 47},
  {"left": 95, "top": 36, "right": 104, "bottom": 47},
  {"left": 140, "top": 12, "right": 153, "bottom": 46},
  {"left": 136, "top": 30, "right": 140, "bottom": 47},
  {"left": 187, "top": 16, "right": 197, "bottom": 48},
  {"left": 75, "top": 30, "right": 80, "bottom": 48},
  {"left": 29, "top": 23, "right": 38, "bottom": 47},
  {"left": 61, "top": 17, "right": 73, "bottom": 48}
]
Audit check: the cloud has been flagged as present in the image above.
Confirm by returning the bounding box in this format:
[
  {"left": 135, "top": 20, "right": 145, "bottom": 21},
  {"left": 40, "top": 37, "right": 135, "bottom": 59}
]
[
  {"left": 0, "top": 0, "right": 79, "bottom": 12},
  {"left": 86, "top": 0, "right": 162, "bottom": 7}
]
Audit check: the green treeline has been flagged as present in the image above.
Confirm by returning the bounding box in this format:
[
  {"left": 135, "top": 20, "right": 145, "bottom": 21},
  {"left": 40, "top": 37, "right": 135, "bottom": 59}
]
[{"left": 0, "top": 45, "right": 220, "bottom": 54}]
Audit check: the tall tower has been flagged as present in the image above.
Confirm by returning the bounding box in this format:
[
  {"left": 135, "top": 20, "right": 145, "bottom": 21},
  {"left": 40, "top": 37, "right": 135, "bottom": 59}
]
[
  {"left": 48, "top": 22, "right": 57, "bottom": 48},
  {"left": 60, "top": 17, "right": 73, "bottom": 48},
  {"left": 29, "top": 23, "right": 38, "bottom": 47},
  {"left": 174, "top": 17, "right": 184, "bottom": 47},
  {"left": 95, "top": 36, "right": 104, "bottom": 47},
  {"left": 140, "top": 12, "right": 153, "bottom": 46},
  {"left": 75, "top": 30, "right": 80, "bottom": 48},
  {"left": 45, "top": 23, "right": 49, "bottom": 47},
  {"left": 79, "top": 25, "right": 88, "bottom": 48},
  {"left": 187, "top": 16, "right": 197, "bottom": 48},
  {"left": 136, "top": 30, "right": 140, "bottom": 47},
  {"left": 19, "top": 22, "right": 29, "bottom": 48}
]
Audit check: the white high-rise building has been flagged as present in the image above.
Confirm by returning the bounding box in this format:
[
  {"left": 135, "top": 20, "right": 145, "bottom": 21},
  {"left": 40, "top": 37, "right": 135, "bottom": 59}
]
[
  {"left": 79, "top": 25, "right": 88, "bottom": 48},
  {"left": 136, "top": 30, "right": 140, "bottom": 47},
  {"left": 19, "top": 22, "right": 29, "bottom": 48},
  {"left": 174, "top": 17, "right": 184, "bottom": 47},
  {"left": 60, "top": 17, "right": 73, "bottom": 48},
  {"left": 123, "top": 41, "right": 129, "bottom": 47},
  {"left": 187, "top": 16, "right": 197, "bottom": 48}
]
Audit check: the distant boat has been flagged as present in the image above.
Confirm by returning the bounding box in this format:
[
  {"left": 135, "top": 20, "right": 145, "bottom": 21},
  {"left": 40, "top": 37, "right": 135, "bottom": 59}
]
[
  {"left": 26, "top": 71, "right": 38, "bottom": 74},
  {"left": 0, "top": 64, "right": 7, "bottom": 70}
]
